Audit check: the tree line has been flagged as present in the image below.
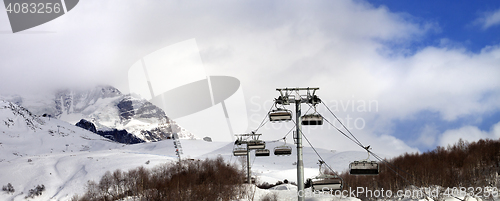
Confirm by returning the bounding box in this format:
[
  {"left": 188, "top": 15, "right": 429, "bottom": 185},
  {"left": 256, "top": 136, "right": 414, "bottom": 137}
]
[
  {"left": 72, "top": 156, "right": 246, "bottom": 201},
  {"left": 340, "top": 138, "right": 500, "bottom": 198}
]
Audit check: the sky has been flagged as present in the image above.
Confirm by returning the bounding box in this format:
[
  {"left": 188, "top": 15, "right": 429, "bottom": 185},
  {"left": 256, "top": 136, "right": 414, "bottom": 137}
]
[{"left": 0, "top": 0, "right": 499, "bottom": 156}]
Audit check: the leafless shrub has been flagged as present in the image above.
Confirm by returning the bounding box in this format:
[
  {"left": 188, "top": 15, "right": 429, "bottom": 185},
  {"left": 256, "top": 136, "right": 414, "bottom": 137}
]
[
  {"left": 74, "top": 156, "right": 245, "bottom": 201},
  {"left": 2, "top": 183, "right": 15, "bottom": 194},
  {"left": 260, "top": 192, "right": 278, "bottom": 201},
  {"left": 25, "top": 184, "right": 45, "bottom": 199}
]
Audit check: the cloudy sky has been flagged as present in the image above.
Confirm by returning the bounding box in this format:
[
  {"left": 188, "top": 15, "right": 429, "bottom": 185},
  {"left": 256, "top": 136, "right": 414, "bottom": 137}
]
[{"left": 1, "top": 0, "right": 499, "bottom": 156}]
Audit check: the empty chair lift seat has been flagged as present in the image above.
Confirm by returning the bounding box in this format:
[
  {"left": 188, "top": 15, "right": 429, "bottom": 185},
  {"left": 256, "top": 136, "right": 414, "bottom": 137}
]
[
  {"left": 349, "top": 161, "right": 379, "bottom": 175},
  {"left": 274, "top": 146, "right": 292, "bottom": 156},
  {"left": 247, "top": 140, "right": 266, "bottom": 150},
  {"left": 311, "top": 176, "right": 342, "bottom": 191},
  {"left": 269, "top": 109, "right": 292, "bottom": 122},
  {"left": 255, "top": 149, "right": 270, "bottom": 157},
  {"left": 233, "top": 148, "right": 248, "bottom": 156},
  {"left": 301, "top": 114, "right": 323, "bottom": 125}
]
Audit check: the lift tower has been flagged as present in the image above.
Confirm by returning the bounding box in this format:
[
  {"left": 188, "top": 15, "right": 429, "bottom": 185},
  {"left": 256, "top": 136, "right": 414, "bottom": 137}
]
[
  {"left": 234, "top": 132, "right": 265, "bottom": 184},
  {"left": 275, "top": 87, "right": 320, "bottom": 201}
]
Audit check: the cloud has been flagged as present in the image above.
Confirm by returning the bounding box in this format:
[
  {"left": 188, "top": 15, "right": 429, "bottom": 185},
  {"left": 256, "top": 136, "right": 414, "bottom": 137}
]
[
  {"left": 438, "top": 121, "right": 500, "bottom": 147},
  {"left": 415, "top": 125, "right": 439, "bottom": 148},
  {"left": 1, "top": 0, "right": 499, "bottom": 156},
  {"left": 377, "top": 46, "right": 500, "bottom": 122},
  {"left": 474, "top": 8, "right": 500, "bottom": 30}
]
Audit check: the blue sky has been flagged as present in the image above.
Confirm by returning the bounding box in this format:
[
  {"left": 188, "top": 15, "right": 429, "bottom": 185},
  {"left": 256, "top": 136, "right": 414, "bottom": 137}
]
[
  {"left": 0, "top": 0, "right": 499, "bottom": 156},
  {"left": 365, "top": 0, "right": 500, "bottom": 151},
  {"left": 368, "top": 0, "right": 500, "bottom": 53}
]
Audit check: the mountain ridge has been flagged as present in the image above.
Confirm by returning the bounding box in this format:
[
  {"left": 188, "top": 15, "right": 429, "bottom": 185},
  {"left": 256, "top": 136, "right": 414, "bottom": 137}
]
[{"left": 0, "top": 85, "right": 195, "bottom": 143}]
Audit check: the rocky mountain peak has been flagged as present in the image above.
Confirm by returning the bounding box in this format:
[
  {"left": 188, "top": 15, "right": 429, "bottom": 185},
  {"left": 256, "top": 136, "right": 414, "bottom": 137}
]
[{"left": 1, "top": 85, "right": 196, "bottom": 143}]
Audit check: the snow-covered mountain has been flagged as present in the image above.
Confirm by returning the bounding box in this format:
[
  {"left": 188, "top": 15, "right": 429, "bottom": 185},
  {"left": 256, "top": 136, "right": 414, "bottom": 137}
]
[
  {"left": 0, "top": 100, "right": 177, "bottom": 200},
  {"left": 1, "top": 86, "right": 195, "bottom": 143},
  {"left": 0, "top": 100, "right": 118, "bottom": 159}
]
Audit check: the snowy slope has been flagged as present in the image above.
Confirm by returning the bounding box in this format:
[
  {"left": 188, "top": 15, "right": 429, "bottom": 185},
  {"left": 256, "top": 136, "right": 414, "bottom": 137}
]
[{"left": 0, "top": 100, "right": 176, "bottom": 200}]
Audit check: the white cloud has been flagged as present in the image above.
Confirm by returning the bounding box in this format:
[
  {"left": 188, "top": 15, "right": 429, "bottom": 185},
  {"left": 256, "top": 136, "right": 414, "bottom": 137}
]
[
  {"left": 439, "top": 121, "right": 500, "bottom": 147},
  {"left": 415, "top": 125, "right": 439, "bottom": 148},
  {"left": 1, "top": 0, "right": 499, "bottom": 156},
  {"left": 377, "top": 46, "right": 500, "bottom": 122},
  {"left": 474, "top": 8, "right": 500, "bottom": 30}
]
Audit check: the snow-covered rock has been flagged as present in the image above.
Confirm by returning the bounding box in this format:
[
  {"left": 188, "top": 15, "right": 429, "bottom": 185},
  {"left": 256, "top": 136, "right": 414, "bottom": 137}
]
[{"left": 1, "top": 85, "right": 195, "bottom": 143}]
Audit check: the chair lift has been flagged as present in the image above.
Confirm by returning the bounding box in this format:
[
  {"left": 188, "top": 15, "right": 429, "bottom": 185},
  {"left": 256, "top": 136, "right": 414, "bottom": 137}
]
[
  {"left": 233, "top": 136, "right": 248, "bottom": 156},
  {"left": 245, "top": 132, "right": 266, "bottom": 150},
  {"left": 301, "top": 106, "right": 323, "bottom": 126},
  {"left": 311, "top": 160, "right": 342, "bottom": 191},
  {"left": 349, "top": 146, "right": 379, "bottom": 175},
  {"left": 274, "top": 138, "right": 292, "bottom": 156},
  {"left": 247, "top": 140, "right": 266, "bottom": 150},
  {"left": 255, "top": 149, "right": 270, "bottom": 157},
  {"left": 301, "top": 114, "right": 323, "bottom": 125},
  {"left": 269, "top": 102, "right": 292, "bottom": 122},
  {"left": 233, "top": 147, "right": 248, "bottom": 156},
  {"left": 269, "top": 108, "right": 292, "bottom": 122}
]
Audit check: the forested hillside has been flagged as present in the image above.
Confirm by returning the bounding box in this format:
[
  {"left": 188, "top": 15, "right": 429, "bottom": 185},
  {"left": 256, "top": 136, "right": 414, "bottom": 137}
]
[{"left": 341, "top": 138, "right": 500, "bottom": 198}]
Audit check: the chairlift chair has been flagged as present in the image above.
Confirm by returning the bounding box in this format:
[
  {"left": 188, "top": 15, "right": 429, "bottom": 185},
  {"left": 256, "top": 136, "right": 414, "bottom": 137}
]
[
  {"left": 255, "top": 149, "right": 270, "bottom": 157},
  {"left": 301, "top": 96, "right": 323, "bottom": 125},
  {"left": 301, "top": 114, "right": 323, "bottom": 125},
  {"left": 269, "top": 109, "right": 292, "bottom": 122},
  {"left": 233, "top": 147, "right": 248, "bottom": 156},
  {"left": 349, "top": 146, "right": 379, "bottom": 175},
  {"left": 273, "top": 145, "right": 292, "bottom": 156},
  {"left": 311, "top": 176, "right": 342, "bottom": 191},
  {"left": 274, "top": 138, "right": 292, "bottom": 156},
  {"left": 310, "top": 160, "right": 342, "bottom": 191},
  {"left": 349, "top": 161, "right": 379, "bottom": 175},
  {"left": 247, "top": 140, "right": 266, "bottom": 150}
]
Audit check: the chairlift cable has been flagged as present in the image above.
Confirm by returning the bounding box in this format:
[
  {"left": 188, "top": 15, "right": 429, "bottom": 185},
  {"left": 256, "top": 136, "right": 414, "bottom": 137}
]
[
  {"left": 293, "top": 122, "right": 350, "bottom": 190},
  {"left": 318, "top": 103, "right": 460, "bottom": 201},
  {"left": 267, "top": 89, "right": 455, "bottom": 200},
  {"left": 301, "top": 102, "right": 427, "bottom": 198},
  {"left": 253, "top": 103, "right": 276, "bottom": 133},
  {"left": 270, "top": 104, "right": 313, "bottom": 143},
  {"left": 320, "top": 113, "right": 364, "bottom": 148},
  {"left": 254, "top": 119, "right": 270, "bottom": 134},
  {"left": 319, "top": 117, "right": 438, "bottom": 200},
  {"left": 321, "top": 101, "right": 364, "bottom": 147},
  {"left": 270, "top": 125, "right": 296, "bottom": 143},
  {"left": 252, "top": 153, "right": 257, "bottom": 167},
  {"left": 300, "top": 130, "right": 342, "bottom": 178},
  {"left": 282, "top": 125, "right": 295, "bottom": 140},
  {"left": 319, "top": 110, "right": 435, "bottom": 199},
  {"left": 321, "top": 103, "right": 414, "bottom": 183},
  {"left": 291, "top": 117, "right": 342, "bottom": 178}
]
